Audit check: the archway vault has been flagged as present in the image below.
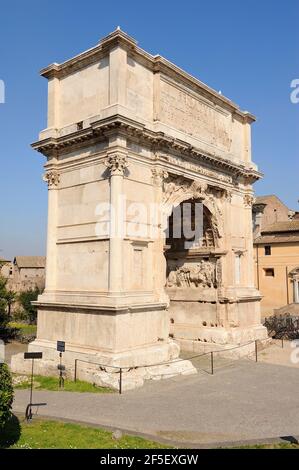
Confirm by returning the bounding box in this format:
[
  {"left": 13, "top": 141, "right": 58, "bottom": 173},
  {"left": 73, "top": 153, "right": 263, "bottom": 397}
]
[
  {"left": 161, "top": 174, "right": 228, "bottom": 243},
  {"left": 161, "top": 174, "right": 230, "bottom": 339}
]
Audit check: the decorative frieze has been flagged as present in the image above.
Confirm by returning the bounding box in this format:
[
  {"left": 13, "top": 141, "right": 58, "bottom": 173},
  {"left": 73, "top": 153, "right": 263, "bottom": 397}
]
[
  {"left": 32, "top": 116, "right": 262, "bottom": 184},
  {"left": 156, "top": 152, "right": 233, "bottom": 184},
  {"left": 167, "top": 260, "right": 217, "bottom": 289}
]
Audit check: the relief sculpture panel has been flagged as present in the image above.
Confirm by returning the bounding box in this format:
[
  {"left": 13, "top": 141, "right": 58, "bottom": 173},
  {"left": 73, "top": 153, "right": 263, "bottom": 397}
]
[
  {"left": 167, "top": 260, "right": 216, "bottom": 289},
  {"left": 166, "top": 258, "right": 218, "bottom": 302}
]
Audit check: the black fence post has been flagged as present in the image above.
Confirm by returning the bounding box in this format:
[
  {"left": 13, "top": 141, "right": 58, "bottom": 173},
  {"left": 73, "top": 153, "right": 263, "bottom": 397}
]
[
  {"left": 255, "top": 340, "right": 258, "bottom": 362},
  {"left": 74, "top": 359, "right": 78, "bottom": 382},
  {"left": 119, "top": 368, "right": 122, "bottom": 394},
  {"left": 210, "top": 351, "right": 214, "bottom": 375},
  {"left": 30, "top": 359, "right": 34, "bottom": 404},
  {"left": 282, "top": 338, "right": 284, "bottom": 349}
]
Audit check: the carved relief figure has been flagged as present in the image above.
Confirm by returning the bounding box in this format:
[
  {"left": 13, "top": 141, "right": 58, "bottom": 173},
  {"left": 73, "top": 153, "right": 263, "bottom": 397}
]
[{"left": 166, "top": 260, "right": 216, "bottom": 289}]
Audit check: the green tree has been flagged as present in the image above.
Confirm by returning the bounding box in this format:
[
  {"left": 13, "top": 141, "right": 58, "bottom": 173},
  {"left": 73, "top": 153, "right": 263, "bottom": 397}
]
[
  {"left": 0, "top": 276, "right": 9, "bottom": 334},
  {"left": 0, "top": 363, "right": 14, "bottom": 428},
  {"left": 18, "top": 288, "right": 40, "bottom": 324},
  {"left": 5, "top": 290, "right": 17, "bottom": 318}
]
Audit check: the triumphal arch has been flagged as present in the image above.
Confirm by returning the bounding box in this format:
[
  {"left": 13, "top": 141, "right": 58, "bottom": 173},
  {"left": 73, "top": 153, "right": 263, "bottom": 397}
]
[{"left": 12, "top": 29, "right": 267, "bottom": 389}]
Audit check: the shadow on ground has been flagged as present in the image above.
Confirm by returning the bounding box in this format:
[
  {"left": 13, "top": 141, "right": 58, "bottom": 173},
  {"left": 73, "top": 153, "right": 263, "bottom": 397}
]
[
  {"left": 0, "top": 414, "right": 21, "bottom": 448},
  {"left": 280, "top": 435, "right": 299, "bottom": 445},
  {"left": 180, "top": 350, "right": 255, "bottom": 375}
]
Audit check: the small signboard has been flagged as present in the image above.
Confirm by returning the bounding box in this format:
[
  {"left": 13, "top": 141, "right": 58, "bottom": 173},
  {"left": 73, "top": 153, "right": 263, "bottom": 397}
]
[
  {"left": 57, "top": 341, "right": 65, "bottom": 352},
  {"left": 24, "top": 352, "right": 43, "bottom": 360}
]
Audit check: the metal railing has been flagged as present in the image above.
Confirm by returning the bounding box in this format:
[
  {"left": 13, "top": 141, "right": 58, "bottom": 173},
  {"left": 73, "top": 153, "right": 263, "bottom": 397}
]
[
  {"left": 73, "top": 337, "right": 284, "bottom": 393},
  {"left": 74, "top": 358, "right": 124, "bottom": 394},
  {"left": 264, "top": 314, "right": 299, "bottom": 340}
]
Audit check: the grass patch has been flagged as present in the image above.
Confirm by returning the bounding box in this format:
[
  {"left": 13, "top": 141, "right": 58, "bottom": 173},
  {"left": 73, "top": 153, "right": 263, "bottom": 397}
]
[
  {"left": 8, "top": 322, "right": 37, "bottom": 336},
  {"left": 232, "top": 442, "right": 299, "bottom": 449},
  {"left": 0, "top": 416, "right": 169, "bottom": 449},
  {"left": 14, "top": 374, "right": 114, "bottom": 393}
]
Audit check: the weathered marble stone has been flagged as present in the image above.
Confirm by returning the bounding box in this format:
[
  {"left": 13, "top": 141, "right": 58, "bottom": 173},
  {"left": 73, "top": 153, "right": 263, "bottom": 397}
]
[{"left": 11, "top": 28, "right": 267, "bottom": 387}]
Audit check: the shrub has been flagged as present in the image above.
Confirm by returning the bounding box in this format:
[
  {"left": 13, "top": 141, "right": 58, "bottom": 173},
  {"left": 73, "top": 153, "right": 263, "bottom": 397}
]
[
  {"left": 0, "top": 363, "right": 14, "bottom": 428},
  {"left": 18, "top": 288, "right": 40, "bottom": 324},
  {"left": 0, "top": 276, "right": 10, "bottom": 340},
  {"left": 8, "top": 322, "right": 37, "bottom": 343},
  {"left": 0, "top": 312, "right": 9, "bottom": 338},
  {"left": 12, "top": 309, "right": 27, "bottom": 322}
]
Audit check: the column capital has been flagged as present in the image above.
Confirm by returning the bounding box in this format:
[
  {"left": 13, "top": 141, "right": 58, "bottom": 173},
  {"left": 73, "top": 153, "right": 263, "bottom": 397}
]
[
  {"left": 43, "top": 170, "right": 60, "bottom": 189},
  {"left": 105, "top": 151, "right": 129, "bottom": 176},
  {"left": 243, "top": 193, "right": 254, "bottom": 208},
  {"left": 151, "top": 166, "right": 168, "bottom": 187}
]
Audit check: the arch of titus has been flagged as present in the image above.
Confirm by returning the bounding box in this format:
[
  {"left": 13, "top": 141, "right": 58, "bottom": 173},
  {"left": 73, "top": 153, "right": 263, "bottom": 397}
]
[{"left": 12, "top": 29, "right": 267, "bottom": 389}]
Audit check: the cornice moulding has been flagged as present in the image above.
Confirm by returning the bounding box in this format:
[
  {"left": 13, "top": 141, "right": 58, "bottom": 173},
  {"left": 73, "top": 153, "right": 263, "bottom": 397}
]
[
  {"left": 32, "top": 114, "right": 262, "bottom": 182},
  {"left": 32, "top": 300, "right": 168, "bottom": 314}
]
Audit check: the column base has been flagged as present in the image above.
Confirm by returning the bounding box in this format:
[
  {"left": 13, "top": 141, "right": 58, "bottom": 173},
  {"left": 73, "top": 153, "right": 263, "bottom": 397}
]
[
  {"left": 10, "top": 339, "right": 197, "bottom": 391},
  {"left": 174, "top": 325, "right": 269, "bottom": 358}
]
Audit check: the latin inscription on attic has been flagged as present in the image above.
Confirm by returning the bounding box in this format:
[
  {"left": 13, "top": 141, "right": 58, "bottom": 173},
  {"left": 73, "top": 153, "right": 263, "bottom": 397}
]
[{"left": 160, "top": 79, "right": 232, "bottom": 151}]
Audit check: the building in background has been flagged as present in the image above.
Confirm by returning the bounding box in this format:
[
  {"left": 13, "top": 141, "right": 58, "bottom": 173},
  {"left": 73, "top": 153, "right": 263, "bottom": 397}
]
[
  {"left": 253, "top": 196, "right": 299, "bottom": 317},
  {"left": 252, "top": 195, "right": 293, "bottom": 238},
  {"left": 0, "top": 258, "right": 10, "bottom": 269},
  {"left": 1, "top": 256, "right": 46, "bottom": 292}
]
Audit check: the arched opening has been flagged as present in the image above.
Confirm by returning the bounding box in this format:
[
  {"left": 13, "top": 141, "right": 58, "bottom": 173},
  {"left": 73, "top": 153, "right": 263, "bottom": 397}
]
[
  {"left": 164, "top": 199, "right": 218, "bottom": 290},
  {"left": 164, "top": 197, "right": 221, "bottom": 344},
  {"left": 165, "top": 198, "right": 215, "bottom": 254}
]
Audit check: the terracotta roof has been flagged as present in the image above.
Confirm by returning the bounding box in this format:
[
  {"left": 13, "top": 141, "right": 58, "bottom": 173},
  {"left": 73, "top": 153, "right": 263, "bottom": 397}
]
[
  {"left": 261, "top": 220, "right": 299, "bottom": 233},
  {"left": 254, "top": 234, "right": 299, "bottom": 244},
  {"left": 254, "top": 195, "right": 287, "bottom": 206},
  {"left": 14, "top": 256, "right": 46, "bottom": 268}
]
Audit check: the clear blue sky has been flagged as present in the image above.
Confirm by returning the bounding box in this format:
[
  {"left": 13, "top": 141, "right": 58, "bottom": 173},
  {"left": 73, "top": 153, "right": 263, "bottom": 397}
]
[{"left": 0, "top": 0, "right": 298, "bottom": 260}]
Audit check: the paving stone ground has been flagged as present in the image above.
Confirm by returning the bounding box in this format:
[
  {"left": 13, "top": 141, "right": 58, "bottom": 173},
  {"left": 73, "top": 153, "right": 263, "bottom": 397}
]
[{"left": 12, "top": 341, "right": 299, "bottom": 447}]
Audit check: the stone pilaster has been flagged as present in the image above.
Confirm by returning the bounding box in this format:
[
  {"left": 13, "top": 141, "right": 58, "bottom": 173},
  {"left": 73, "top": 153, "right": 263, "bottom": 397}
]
[
  {"left": 43, "top": 170, "right": 60, "bottom": 292},
  {"left": 105, "top": 151, "right": 128, "bottom": 293},
  {"left": 243, "top": 193, "right": 255, "bottom": 288},
  {"left": 151, "top": 166, "right": 169, "bottom": 303}
]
